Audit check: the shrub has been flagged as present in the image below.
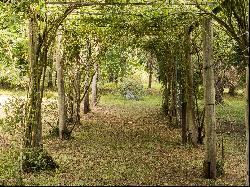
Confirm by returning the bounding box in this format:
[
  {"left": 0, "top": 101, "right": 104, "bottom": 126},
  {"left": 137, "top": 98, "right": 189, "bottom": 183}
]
[{"left": 118, "top": 78, "right": 144, "bottom": 100}]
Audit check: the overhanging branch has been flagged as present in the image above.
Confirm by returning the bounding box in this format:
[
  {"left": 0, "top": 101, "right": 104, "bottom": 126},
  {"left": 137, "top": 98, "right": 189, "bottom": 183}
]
[{"left": 46, "top": 1, "right": 154, "bottom": 6}]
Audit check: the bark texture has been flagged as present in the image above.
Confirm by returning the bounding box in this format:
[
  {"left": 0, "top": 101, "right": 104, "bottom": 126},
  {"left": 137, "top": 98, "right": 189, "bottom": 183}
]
[
  {"left": 185, "top": 29, "right": 197, "bottom": 146},
  {"left": 56, "top": 29, "right": 67, "bottom": 140},
  {"left": 91, "top": 63, "right": 98, "bottom": 108},
  {"left": 202, "top": 17, "right": 217, "bottom": 179},
  {"left": 24, "top": 11, "right": 43, "bottom": 149},
  {"left": 246, "top": 65, "right": 249, "bottom": 185}
]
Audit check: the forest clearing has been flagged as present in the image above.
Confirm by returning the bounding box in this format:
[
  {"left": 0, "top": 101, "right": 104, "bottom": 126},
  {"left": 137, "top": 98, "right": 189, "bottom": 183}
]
[{"left": 0, "top": 0, "right": 249, "bottom": 186}]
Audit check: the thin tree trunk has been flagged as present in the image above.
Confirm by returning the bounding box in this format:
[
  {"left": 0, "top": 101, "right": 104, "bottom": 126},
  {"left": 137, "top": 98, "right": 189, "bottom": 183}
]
[
  {"left": 148, "top": 56, "right": 153, "bottom": 89},
  {"left": 170, "top": 59, "right": 177, "bottom": 125},
  {"left": 56, "top": 29, "right": 66, "bottom": 140},
  {"left": 215, "top": 76, "right": 224, "bottom": 104},
  {"left": 83, "top": 38, "right": 91, "bottom": 114},
  {"left": 182, "top": 101, "right": 187, "bottom": 144},
  {"left": 73, "top": 50, "right": 81, "bottom": 124},
  {"left": 185, "top": 28, "right": 198, "bottom": 146},
  {"left": 246, "top": 65, "right": 249, "bottom": 185},
  {"left": 91, "top": 63, "right": 98, "bottom": 108},
  {"left": 47, "top": 68, "right": 53, "bottom": 88},
  {"left": 83, "top": 89, "right": 90, "bottom": 114},
  {"left": 202, "top": 17, "right": 217, "bottom": 179},
  {"left": 54, "top": 71, "right": 57, "bottom": 87}
]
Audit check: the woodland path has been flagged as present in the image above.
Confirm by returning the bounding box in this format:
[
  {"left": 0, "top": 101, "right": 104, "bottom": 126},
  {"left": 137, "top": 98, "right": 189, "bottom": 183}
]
[
  {"left": 0, "top": 95, "right": 246, "bottom": 185},
  {"left": 41, "top": 97, "right": 246, "bottom": 186}
]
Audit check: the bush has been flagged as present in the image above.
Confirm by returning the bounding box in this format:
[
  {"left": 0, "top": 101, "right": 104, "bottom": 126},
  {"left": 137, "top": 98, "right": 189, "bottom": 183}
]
[
  {"left": 22, "top": 149, "right": 59, "bottom": 173},
  {"left": 118, "top": 78, "right": 144, "bottom": 100}
]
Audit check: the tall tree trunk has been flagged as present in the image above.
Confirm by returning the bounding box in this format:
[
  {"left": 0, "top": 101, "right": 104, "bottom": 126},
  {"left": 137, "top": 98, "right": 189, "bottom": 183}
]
[
  {"left": 202, "top": 17, "right": 217, "bottom": 179},
  {"left": 56, "top": 29, "right": 66, "bottom": 140},
  {"left": 73, "top": 50, "right": 81, "bottom": 124},
  {"left": 185, "top": 28, "right": 198, "bottom": 146},
  {"left": 24, "top": 11, "right": 43, "bottom": 149},
  {"left": 83, "top": 38, "right": 91, "bottom": 114},
  {"left": 23, "top": 9, "right": 59, "bottom": 173},
  {"left": 91, "top": 63, "right": 98, "bottom": 108},
  {"left": 246, "top": 65, "right": 249, "bottom": 185},
  {"left": 170, "top": 59, "right": 177, "bottom": 125}
]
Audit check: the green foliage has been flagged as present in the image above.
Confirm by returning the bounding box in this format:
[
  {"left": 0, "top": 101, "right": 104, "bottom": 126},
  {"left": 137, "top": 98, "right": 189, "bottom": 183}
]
[
  {"left": 22, "top": 149, "right": 59, "bottom": 173},
  {"left": 216, "top": 159, "right": 225, "bottom": 177},
  {"left": 118, "top": 78, "right": 144, "bottom": 100},
  {"left": 3, "top": 97, "right": 25, "bottom": 134},
  {"left": 0, "top": 148, "right": 22, "bottom": 186}
]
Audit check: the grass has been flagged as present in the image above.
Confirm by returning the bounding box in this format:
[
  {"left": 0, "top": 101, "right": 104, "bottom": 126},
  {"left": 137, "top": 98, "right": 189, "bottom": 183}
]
[
  {"left": 0, "top": 89, "right": 247, "bottom": 186},
  {"left": 0, "top": 88, "right": 57, "bottom": 99},
  {"left": 216, "top": 94, "right": 245, "bottom": 124}
]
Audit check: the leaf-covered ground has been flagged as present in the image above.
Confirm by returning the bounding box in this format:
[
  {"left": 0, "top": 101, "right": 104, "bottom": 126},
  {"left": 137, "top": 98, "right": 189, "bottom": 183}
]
[{"left": 0, "top": 94, "right": 247, "bottom": 186}]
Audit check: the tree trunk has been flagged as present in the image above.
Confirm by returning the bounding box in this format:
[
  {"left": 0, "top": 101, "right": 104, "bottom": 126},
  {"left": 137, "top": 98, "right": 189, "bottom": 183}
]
[
  {"left": 228, "top": 83, "right": 236, "bottom": 96},
  {"left": 246, "top": 65, "right": 249, "bottom": 185},
  {"left": 91, "top": 63, "right": 98, "bottom": 108},
  {"left": 24, "top": 12, "right": 43, "bottom": 149},
  {"left": 56, "top": 29, "right": 66, "bottom": 140},
  {"left": 23, "top": 9, "right": 59, "bottom": 173},
  {"left": 54, "top": 71, "right": 57, "bottom": 87},
  {"left": 170, "top": 59, "right": 177, "bottom": 125},
  {"left": 181, "top": 101, "right": 187, "bottom": 144},
  {"left": 83, "top": 89, "right": 90, "bottom": 114},
  {"left": 47, "top": 67, "right": 53, "bottom": 88},
  {"left": 202, "top": 17, "right": 217, "bottom": 179},
  {"left": 185, "top": 28, "right": 198, "bottom": 146},
  {"left": 83, "top": 38, "right": 91, "bottom": 114},
  {"left": 73, "top": 50, "right": 81, "bottom": 124},
  {"left": 147, "top": 56, "right": 153, "bottom": 89},
  {"left": 215, "top": 76, "right": 224, "bottom": 104}
]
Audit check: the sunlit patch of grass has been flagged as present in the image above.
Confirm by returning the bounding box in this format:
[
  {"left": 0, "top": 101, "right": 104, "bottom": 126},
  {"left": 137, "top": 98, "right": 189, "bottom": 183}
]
[
  {"left": 0, "top": 88, "right": 26, "bottom": 97},
  {"left": 43, "top": 91, "right": 57, "bottom": 99},
  {"left": 0, "top": 88, "right": 57, "bottom": 99},
  {"left": 216, "top": 95, "right": 245, "bottom": 124},
  {"left": 197, "top": 95, "right": 245, "bottom": 124},
  {"left": 99, "top": 93, "right": 162, "bottom": 108}
]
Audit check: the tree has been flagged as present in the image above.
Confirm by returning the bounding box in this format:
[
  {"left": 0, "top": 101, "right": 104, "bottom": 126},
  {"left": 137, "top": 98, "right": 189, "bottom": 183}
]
[
  {"left": 56, "top": 28, "right": 67, "bottom": 140},
  {"left": 194, "top": 0, "right": 249, "bottom": 182},
  {"left": 20, "top": 2, "right": 78, "bottom": 171},
  {"left": 202, "top": 17, "right": 217, "bottom": 179},
  {"left": 185, "top": 27, "right": 198, "bottom": 146}
]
